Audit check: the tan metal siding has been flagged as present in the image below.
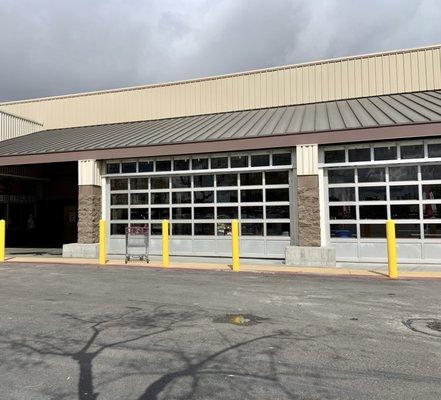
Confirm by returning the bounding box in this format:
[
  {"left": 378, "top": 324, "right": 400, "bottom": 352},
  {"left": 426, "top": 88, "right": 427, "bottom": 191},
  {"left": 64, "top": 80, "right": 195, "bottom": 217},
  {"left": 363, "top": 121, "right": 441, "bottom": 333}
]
[
  {"left": 0, "top": 111, "right": 43, "bottom": 141},
  {"left": 1, "top": 45, "right": 441, "bottom": 130},
  {"left": 296, "top": 144, "right": 318, "bottom": 176}
]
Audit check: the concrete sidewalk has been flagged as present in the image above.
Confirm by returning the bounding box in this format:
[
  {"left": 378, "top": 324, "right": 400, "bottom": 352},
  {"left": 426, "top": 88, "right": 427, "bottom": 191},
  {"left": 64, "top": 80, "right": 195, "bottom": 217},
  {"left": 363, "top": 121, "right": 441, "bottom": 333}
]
[{"left": 3, "top": 255, "right": 441, "bottom": 279}]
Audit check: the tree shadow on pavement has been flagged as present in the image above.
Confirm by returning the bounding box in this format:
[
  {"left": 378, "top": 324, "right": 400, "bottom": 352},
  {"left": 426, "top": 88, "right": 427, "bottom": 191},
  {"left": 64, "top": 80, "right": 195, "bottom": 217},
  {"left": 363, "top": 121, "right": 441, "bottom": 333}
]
[
  {"left": 3, "top": 306, "right": 437, "bottom": 400},
  {"left": 0, "top": 304, "right": 310, "bottom": 400}
]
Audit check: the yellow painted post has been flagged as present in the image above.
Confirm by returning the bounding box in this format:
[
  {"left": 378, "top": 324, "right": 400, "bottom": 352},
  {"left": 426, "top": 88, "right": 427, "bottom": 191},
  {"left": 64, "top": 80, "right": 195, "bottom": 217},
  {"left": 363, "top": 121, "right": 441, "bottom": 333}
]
[
  {"left": 386, "top": 219, "right": 398, "bottom": 279},
  {"left": 99, "top": 219, "right": 106, "bottom": 265},
  {"left": 231, "top": 219, "right": 239, "bottom": 272},
  {"left": 0, "top": 219, "right": 5, "bottom": 262},
  {"left": 162, "top": 220, "right": 169, "bottom": 268}
]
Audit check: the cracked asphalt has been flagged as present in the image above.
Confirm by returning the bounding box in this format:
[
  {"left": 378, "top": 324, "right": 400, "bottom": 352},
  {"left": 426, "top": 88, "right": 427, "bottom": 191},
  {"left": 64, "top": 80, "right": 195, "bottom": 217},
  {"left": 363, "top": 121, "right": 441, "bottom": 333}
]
[{"left": 0, "top": 263, "right": 440, "bottom": 399}]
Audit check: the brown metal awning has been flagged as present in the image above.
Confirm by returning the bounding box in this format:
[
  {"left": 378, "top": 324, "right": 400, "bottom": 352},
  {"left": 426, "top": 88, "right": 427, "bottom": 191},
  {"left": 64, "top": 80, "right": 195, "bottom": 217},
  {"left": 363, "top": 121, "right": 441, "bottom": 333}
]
[{"left": 1, "top": 90, "right": 441, "bottom": 165}]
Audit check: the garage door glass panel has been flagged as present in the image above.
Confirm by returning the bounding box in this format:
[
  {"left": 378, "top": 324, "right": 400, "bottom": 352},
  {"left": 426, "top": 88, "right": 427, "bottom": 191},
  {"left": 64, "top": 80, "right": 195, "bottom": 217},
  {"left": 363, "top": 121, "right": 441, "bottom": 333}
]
[
  {"left": 266, "top": 188, "right": 289, "bottom": 202},
  {"left": 423, "top": 184, "right": 441, "bottom": 199},
  {"left": 266, "top": 171, "right": 289, "bottom": 185},
  {"left": 360, "top": 224, "right": 386, "bottom": 238},
  {"left": 330, "top": 224, "right": 356, "bottom": 238},
  {"left": 401, "top": 145, "right": 424, "bottom": 159},
  {"left": 359, "top": 187, "right": 386, "bottom": 201},
  {"left": 131, "top": 193, "right": 149, "bottom": 205},
  {"left": 328, "top": 169, "right": 354, "bottom": 183},
  {"left": 111, "top": 179, "right": 128, "bottom": 190},
  {"left": 111, "top": 194, "right": 128, "bottom": 205},
  {"left": 217, "top": 190, "right": 238, "bottom": 203},
  {"left": 423, "top": 204, "right": 441, "bottom": 219},
  {"left": 151, "top": 177, "right": 169, "bottom": 189},
  {"left": 130, "top": 178, "right": 148, "bottom": 190},
  {"left": 151, "top": 208, "right": 170, "bottom": 219},
  {"left": 172, "top": 176, "right": 191, "bottom": 188},
  {"left": 151, "top": 193, "right": 169, "bottom": 204},
  {"left": 194, "top": 207, "right": 214, "bottom": 219},
  {"left": 267, "top": 223, "right": 290, "bottom": 236},
  {"left": 421, "top": 165, "right": 441, "bottom": 180},
  {"left": 329, "top": 205, "right": 356, "bottom": 220},
  {"left": 194, "top": 191, "right": 214, "bottom": 203},
  {"left": 395, "top": 224, "right": 421, "bottom": 238},
  {"left": 130, "top": 208, "right": 149, "bottom": 220},
  {"left": 390, "top": 185, "right": 419, "bottom": 200},
  {"left": 194, "top": 175, "right": 214, "bottom": 187},
  {"left": 240, "top": 172, "right": 262, "bottom": 186},
  {"left": 242, "top": 206, "right": 263, "bottom": 219},
  {"left": 389, "top": 166, "right": 417, "bottom": 181},
  {"left": 390, "top": 204, "right": 420, "bottom": 219},
  {"left": 358, "top": 168, "right": 385, "bottom": 182},
  {"left": 241, "top": 223, "right": 264, "bottom": 236},
  {"left": 329, "top": 187, "right": 355, "bottom": 202},
  {"left": 424, "top": 224, "right": 441, "bottom": 238},
  {"left": 217, "top": 174, "right": 237, "bottom": 187},
  {"left": 231, "top": 155, "right": 248, "bottom": 168},
  {"left": 111, "top": 209, "right": 128, "bottom": 220},
  {"left": 359, "top": 205, "right": 387, "bottom": 219}
]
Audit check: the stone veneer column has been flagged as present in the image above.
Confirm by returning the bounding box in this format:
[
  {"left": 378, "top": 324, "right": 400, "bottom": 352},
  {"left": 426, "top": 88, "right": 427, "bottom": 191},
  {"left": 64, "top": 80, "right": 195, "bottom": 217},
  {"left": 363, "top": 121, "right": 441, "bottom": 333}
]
[
  {"left": 297, "top": 175, "right": 321, "bottom": 247},
  {"left": 77, "top": 160, "right": 102, "bottom": 244},
  {"left": 78, "top": 185, "right": 101, "bottom": 243},
  {"left": 296, "top": 144, "right": 321, "bottom": 247}
]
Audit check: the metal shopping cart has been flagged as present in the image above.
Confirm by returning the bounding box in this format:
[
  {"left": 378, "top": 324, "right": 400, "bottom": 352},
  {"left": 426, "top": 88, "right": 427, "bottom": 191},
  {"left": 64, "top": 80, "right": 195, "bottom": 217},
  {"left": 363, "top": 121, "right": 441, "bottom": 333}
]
[{"left": 125, "top": 226, "right": 149, "bottom": 264}]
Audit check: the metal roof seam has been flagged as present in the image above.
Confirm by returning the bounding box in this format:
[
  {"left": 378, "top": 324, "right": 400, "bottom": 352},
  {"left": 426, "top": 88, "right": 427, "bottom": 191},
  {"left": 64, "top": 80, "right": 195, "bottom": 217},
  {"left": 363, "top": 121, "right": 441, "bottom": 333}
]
[
  {"left": 216, "top": 110, "right": 261, "bottom": 139},
  {"left": 106, "top": 114, "right": 193, "bottom": 149},
  {"left": 353, "top": 98, "right": 379, "bottom": 126},
  {"left": 234, "top": 108, "right": 269, "bottom": 137},
  {"left": 192, "top": 111, "right": 246, "bottom": 141},
  {"left": 413, "top": 91, "right": 441, "bottom": 107},
  {"left": 361, "top": 97, "right": 394, "bottom": 125},
  {"left": 402, "top": 93, "right": 441, "bottom": 117},
  {"left": 155, "top": 112, "right": 228, "bottom": 145},
  {"left": 325, "top": 103, "right": 332, "bottom": 131},
  {"left": 388, "top": 94, "right": 432, "bottom": 121},
  {"left": 376, "top": 96, "right": 416, "bottom": 123}
]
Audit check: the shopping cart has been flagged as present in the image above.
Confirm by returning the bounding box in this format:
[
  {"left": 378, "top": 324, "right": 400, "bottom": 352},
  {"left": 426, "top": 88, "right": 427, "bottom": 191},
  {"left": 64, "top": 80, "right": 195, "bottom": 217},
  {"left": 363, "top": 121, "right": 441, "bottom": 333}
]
[{"left": 125, "top": 226, "right": 149, "bottom": 264}]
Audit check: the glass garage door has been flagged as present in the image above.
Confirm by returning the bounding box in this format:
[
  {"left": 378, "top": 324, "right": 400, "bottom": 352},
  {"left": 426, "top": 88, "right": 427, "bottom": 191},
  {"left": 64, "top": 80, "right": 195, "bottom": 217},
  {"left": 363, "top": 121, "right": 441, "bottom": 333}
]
[
  {"left": 323, "top": 141, "right": 441, "bottom": 264},
  {"left": 104, "top": 150, "right": 293, "bottom": 259}
]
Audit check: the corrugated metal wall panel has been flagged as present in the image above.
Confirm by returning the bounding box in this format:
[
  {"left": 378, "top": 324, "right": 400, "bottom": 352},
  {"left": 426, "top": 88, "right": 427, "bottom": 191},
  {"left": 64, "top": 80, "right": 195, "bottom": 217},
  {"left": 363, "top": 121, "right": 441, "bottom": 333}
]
[
  {"left": 1, "top": 45, "right": 441, "bottom": 130},
  {"left": 296, "top": 144, "right": 318, "bottom": 176},
  {"left": 0, "top": 111, "right": 43, "bottom": 141}
]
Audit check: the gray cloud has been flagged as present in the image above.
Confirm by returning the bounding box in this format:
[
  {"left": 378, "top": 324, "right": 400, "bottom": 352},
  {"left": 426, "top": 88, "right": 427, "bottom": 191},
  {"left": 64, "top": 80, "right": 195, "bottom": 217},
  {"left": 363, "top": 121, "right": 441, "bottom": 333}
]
[{"left": 0, "top": 0, "right": 440, "bottom": 102}]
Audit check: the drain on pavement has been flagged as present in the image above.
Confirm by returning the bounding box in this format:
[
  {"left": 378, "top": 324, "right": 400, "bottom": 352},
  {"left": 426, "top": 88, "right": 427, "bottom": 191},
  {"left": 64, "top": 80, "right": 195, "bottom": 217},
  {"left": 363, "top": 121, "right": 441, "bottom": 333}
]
[
  {"left": 213, "top": 314, "right": 268, "bottom": 326},
  {"left": 403, "top": 318, "right": 441, "bottom": 337}
]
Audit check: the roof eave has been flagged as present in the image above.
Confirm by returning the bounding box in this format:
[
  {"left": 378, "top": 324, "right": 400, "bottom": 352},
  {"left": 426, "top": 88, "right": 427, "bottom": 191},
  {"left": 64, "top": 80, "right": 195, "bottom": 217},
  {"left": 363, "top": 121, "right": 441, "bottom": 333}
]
[{"left": 0, "top": 121, "right": 440, "bottom": 166}]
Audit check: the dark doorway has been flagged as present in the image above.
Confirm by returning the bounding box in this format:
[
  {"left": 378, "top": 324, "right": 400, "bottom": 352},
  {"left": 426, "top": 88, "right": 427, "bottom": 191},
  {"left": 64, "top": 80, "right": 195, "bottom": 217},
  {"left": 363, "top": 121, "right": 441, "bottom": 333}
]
[{"left": 0, "top": 162, "right": 78, "bottom": 248}]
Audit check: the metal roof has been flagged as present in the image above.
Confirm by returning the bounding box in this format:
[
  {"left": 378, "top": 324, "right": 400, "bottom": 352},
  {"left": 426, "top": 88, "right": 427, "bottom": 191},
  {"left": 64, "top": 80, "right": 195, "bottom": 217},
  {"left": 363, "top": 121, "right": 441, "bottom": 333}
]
[{"left": 1, "top": 90, "right": 441, "bottom": 158}]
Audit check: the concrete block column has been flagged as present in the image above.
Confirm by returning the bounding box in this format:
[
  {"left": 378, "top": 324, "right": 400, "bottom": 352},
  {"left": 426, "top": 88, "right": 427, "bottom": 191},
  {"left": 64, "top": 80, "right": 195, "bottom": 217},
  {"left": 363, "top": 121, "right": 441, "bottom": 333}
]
[
  {"left": 77, "top": 160, "right": 101, "bottom": 244},
  {"left": 296, "top": 145, "right": 321, "bottom": 247}
]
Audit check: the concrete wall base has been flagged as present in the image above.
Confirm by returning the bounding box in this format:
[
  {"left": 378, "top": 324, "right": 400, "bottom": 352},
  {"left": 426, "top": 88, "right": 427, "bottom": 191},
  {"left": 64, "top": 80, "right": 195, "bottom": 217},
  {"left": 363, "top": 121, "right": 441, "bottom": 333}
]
[
  {"left": 285, "top": 246, "right": 336, "bottom": 267},
  {"left": 63, "top": 243, "right": 99, "bottom": 258}
]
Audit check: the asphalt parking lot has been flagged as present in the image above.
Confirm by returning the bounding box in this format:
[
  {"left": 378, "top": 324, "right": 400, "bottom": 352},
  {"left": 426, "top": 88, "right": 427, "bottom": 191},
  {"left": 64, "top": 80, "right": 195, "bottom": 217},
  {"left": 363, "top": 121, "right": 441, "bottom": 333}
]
[{"left": 0, "top": 263, "right": 440, "bottom": 400}]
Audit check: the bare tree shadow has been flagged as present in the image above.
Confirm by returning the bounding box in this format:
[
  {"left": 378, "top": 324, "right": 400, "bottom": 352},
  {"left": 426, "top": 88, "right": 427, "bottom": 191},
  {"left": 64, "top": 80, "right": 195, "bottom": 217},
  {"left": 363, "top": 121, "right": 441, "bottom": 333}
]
[
  {"left": 2, "top": 308, "right": 438, "bottom": 400},
  {"left": 0, "top": 306, "right": 197, "bottom": 400}
]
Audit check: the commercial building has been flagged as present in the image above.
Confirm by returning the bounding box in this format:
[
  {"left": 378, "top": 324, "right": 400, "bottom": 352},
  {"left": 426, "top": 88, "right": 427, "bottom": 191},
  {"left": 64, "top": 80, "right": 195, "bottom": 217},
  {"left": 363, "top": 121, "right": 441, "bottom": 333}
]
[{"left": 1, "top": 45, "right": 441, "bottom": 265}]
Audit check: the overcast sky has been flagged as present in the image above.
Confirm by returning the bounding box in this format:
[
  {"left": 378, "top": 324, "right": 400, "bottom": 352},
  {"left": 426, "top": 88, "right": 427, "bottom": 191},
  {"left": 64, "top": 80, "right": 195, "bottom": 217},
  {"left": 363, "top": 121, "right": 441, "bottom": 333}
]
[{"left": 0, "top": 0, "right": 440, "bottom": 102}]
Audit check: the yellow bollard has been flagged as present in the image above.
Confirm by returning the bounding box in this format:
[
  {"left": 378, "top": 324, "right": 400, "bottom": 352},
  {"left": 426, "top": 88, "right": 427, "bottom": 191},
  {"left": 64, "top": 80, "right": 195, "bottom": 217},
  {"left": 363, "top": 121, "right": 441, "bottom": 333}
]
[
  {"left": 99, "top": 219, "right": 106, "bottom": 265},
  {"left": 162, "top": 220, "right": 169, "bottom": 268},
  {"left": 386, "top": 219, "right": 398, "bottom": 279},
  {"left": 231, "top": 219, "right": 239, "bottom": 272},
  {"left": 0, "top": 219, "right": 5, "bottom": 262}
]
